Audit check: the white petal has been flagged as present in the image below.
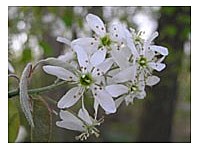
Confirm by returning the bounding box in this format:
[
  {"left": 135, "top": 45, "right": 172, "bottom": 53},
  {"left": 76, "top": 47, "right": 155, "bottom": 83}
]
[
  {"left": 86, "top": 14, "right": 106, "bottom": 37},
  {"left": 157, "top": 56, "right": 166, "bottom": 63},
  {"left": 110, "top": 48, "right": 130, "bottom": 69},
  {"left": 56, "top": 37, "right": 71, "bottom": 46},
  {"left": 138, "top": 80, "right": 145, "bottom": 91},
  {"left": 59, "top": 110, "right": 81, "bottom": 123},
  {"left": 56, "top": 110, "right": 84, "bottom": 132},
  {"left": 113, "top": 66, "right": 136, "bottom": 83},
  {"left": 90, "top": 85, "right": 100, "bottom": 119},
  {"left": 146, "top": 31, "right": 159, "bottom": 45},
  {"left": 115, "top": 96, "right": 125, "bottom": 109},
  {"left": 105, "top": 84, "right": 128, "bottom": 97},
  {"left": 71, "top": 37, "right": 99, "bottom": 55},
  {"left": 146, "top": 76, "right": 160, "bottom": 86},
  {"left": 121, "top": 46, "right": 132, "bottom": 59},
  {"left": 150, "top": 45, "right": 169, "bottom": 56},
  {"left": 92, "top": 58, "right": 114, "bottom": 76},
  {"left": 43, "top": 65, "right": 77, "bottom": 81},
  {"left": 95, "top": 89, "right": 116, "bottom": 113},
  {"left": 78, "top": 108, "right": 92, "bottom": 125},
  {"left": 73, "top": 45, "right": 89, "bottom": 68},
  {"left": 93, "top": 99, "right": 99, "bottom": 119},
  {"left": 58, "top": 51, "right": 75, "bottom": 62},
  {"left": 124, "top": 28, "right": 139, "bottom": 58},
  {"left": 148, "top": 62, "right": 166, "bottom": 71},
  {"left": 109, "top": 22, "right": 125, "bottom": 43},
  {"left": 145, "top": 49, "right": 155, "bottom": 61},
  {"left": 90, "top": 48, "right": 106, "bottom": 66},
  {"left": 8, "top": 61, "right": 15, "bottom": 73},
  {"left": 125, "top": 94, "right": 134, "bottom": 105},
  {"left": 136, "top": 90, "right": 146, "bottom": 99},
  {"left": 56, "top": 121, "right": 85, "bottom": 132},
  {"left": 57, "top": 86, "right": 83, "bottom": 108}
]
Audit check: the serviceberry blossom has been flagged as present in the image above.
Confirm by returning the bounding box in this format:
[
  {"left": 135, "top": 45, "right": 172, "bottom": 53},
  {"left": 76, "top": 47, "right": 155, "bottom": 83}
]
[
  {"left": 56, "top": 107, "right": 104, "bottom": 141},
  {"left": 43, "top": 45, "right": 128, "bottom": 114},
  {"left": 42, "top": 13, "right": 169, "bottom": 140},
  {"left": 71, "top": 14, "right": 128, "bottom": 65}
]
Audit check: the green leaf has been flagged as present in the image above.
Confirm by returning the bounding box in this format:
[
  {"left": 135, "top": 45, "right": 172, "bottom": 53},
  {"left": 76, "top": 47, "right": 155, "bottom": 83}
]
[
  {"left": 31, "top": 97, "right": 52, "bottom": 142},
  {"left": 19, "top": 63, "right": 34, "bottom": 127},
  {"left": 8, "top": 100, "right": 20, "bottom": 143}
]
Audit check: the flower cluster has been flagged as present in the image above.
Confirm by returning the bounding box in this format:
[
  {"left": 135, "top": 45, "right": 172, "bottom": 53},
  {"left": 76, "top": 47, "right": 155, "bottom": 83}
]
[{"left": 43, "top": 13, "right": 168, "bottom": 140}]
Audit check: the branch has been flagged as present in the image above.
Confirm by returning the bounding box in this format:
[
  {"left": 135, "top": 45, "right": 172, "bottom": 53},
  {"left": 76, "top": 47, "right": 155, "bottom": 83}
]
[{"left": 8, "top": 81, "right": 67, "bottom": 98}]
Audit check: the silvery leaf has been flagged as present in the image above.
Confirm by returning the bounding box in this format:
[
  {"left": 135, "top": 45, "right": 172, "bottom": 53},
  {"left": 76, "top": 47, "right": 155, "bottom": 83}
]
[{"left": 19, "top": 63, "right": 34, "bottom": 127}]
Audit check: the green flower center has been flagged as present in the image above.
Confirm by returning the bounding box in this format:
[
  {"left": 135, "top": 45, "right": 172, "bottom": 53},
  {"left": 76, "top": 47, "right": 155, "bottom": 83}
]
[
  {"left": 100, "top": 35, "right": 111, "bottom": 47},
  {"left": 80, "top": 73, "right": 93, "bottom": 87},
  {"left": 138, "top": 57, "right": 147, "bottom": 67},
  {"left": 130, "top": 85, "right": 138, "bottom": 92}
]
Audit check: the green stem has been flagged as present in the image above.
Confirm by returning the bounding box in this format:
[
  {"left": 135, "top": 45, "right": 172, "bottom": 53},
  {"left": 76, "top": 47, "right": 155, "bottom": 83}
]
[{"left": 8, "top": 81, "right": 67, "bottom": 98}]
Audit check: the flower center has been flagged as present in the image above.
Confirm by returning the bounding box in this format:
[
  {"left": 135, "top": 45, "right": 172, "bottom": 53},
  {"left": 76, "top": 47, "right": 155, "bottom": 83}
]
[
  {"left": 130, "top": 85, "right": 138, "bottom": 92},
  {"left": 80, "top": 73, "right": 93, "bottom": 87},
  {"left": 138, "top": 57, "right": 147, "bottom": 67},
  {"left": 100, "top": 35, "right": 111, "bottom": 47}
]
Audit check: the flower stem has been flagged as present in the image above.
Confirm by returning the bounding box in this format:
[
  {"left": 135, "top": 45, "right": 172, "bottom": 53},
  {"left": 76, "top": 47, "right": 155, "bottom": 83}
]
[{"left": 8, "top": 81, "right": 67, "bottom": 98}]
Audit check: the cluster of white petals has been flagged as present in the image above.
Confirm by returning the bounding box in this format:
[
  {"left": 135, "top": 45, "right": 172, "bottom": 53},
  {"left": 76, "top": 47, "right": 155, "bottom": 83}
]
[{"left": 43, "top": 13, "right": 168, "bottom": 140}]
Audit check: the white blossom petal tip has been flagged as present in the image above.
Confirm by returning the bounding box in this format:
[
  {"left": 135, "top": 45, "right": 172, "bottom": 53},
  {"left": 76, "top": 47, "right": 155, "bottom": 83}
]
[
  {"left": 57, "top": 87, "right": 83, "bottom": 108},
  {"left": 43, "top": 65, "right": 77, "bottom": 81},
  {"left": 56, "top": 37, "right": 71, "bottom": 46},
  {"left": 56, "top": 110, "right": 85, "bottom": 132},
  {"left": 73, "top": 45, "right": 89, "bottom": 68},
  {"left": 150, "top": 45, "right": 169, "bottom": 56},
  {"left": 86, "top": 13, "right": 106, "bottom": 37},
  {"left": 90, "top": 48, "right": 106, "bottom": 66},
  {"left": 146, "top": 76, "right": 160, "bottom": 86},
  {"left": 105, "top": 84, "right": 128, "bottom": 97},
  {"left": 148, "top": 62, "right": 166, "bottom": 72},
  {"left": 95, "top": 90, "right": 116, "bottom": 113}
]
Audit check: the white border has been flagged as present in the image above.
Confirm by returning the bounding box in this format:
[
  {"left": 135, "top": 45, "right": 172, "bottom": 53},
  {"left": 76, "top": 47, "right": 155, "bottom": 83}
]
[
  {"left": 2, "top": 0, "right": 198, "bottom": 149},
  {"left": 6, "top": 0, "right": 191, "bottom": 6}
]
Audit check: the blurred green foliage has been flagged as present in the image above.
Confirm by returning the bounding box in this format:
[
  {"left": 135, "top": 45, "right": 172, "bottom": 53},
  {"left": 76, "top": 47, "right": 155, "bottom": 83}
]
[{"left": 8, "top": 100, "right": 20, "bottom": 142}]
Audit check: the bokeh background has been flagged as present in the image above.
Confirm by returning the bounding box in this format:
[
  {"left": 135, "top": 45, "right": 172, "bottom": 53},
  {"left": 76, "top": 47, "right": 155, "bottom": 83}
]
[{"left": 8, "top": 6, "right": 191, "bottom": 143}]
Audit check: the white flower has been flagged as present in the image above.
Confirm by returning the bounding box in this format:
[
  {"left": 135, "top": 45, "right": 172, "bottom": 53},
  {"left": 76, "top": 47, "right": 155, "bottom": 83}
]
[
  {"left": 86, "top": 13, "right": 125, "bottom": 44},
  {"left": 43, "top": 45, "right": 119, "bottom": 114},
  {"left": 71, "top": 14, "right": 128, "bottom": 65},
  {"left": 111, "top": 70, "right": 146, "bottom": 107},
  {"left": 56, "top": 108, "right": 104, "bottom": 141},
  {"left": 122, "top": 30, "right": 168, "bottom": 86},
  {"left": 110, "top": 62, "right": 160, "bottom": 107}
]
